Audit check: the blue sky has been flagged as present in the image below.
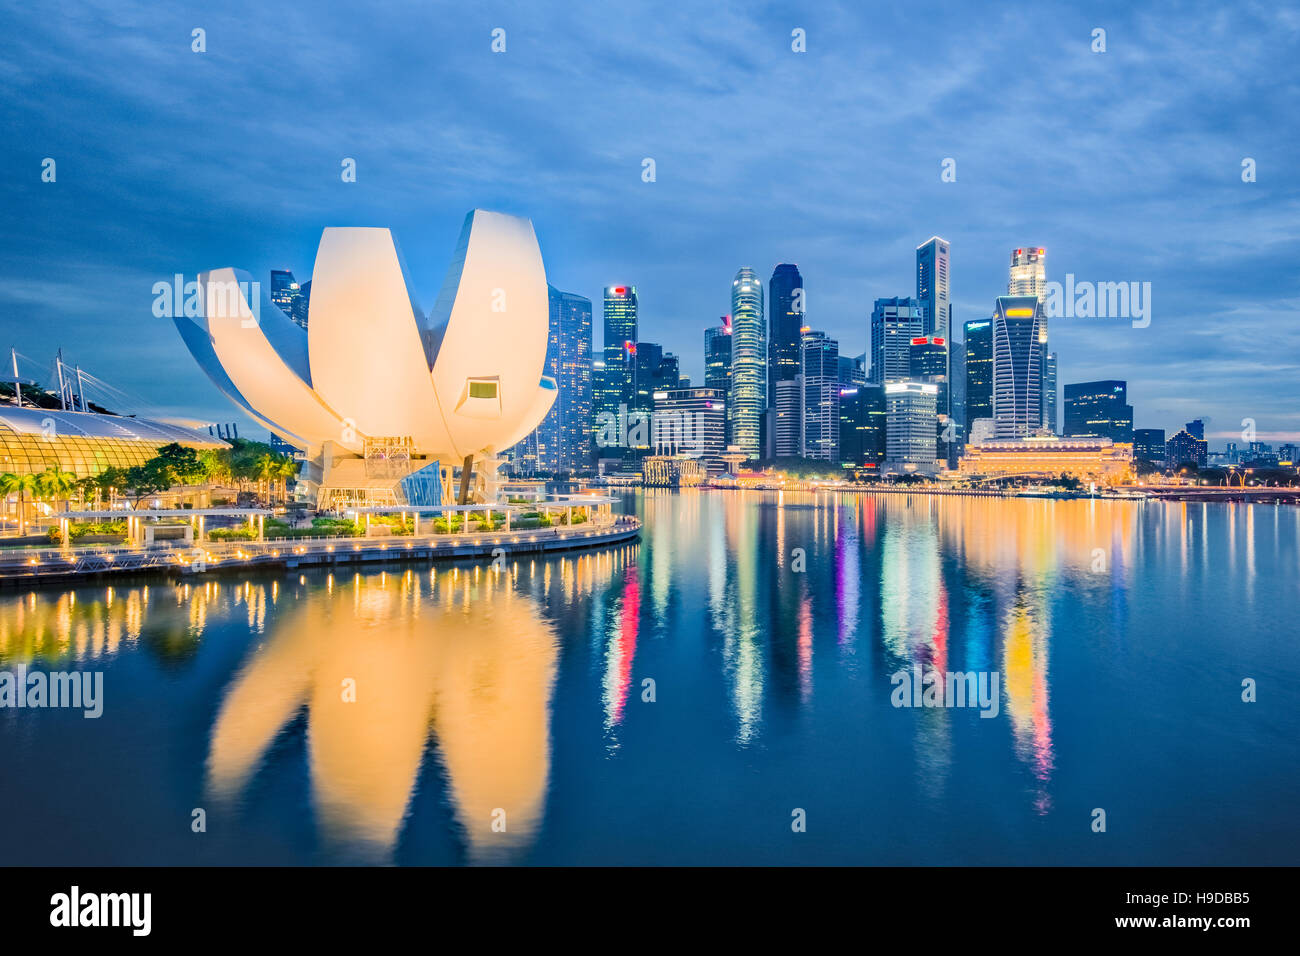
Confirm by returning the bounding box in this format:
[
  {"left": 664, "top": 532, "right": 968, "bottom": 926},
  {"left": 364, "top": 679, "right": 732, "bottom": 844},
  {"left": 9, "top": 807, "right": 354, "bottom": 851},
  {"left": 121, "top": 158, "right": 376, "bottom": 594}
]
[{"left": 2, "top": 0, "right": 1297, "bottom": 446}]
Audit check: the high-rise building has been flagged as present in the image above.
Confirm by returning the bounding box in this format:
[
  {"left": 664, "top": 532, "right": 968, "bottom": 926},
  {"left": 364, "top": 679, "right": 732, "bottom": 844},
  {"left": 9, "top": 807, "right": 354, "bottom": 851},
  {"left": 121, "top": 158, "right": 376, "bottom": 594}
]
[
  {"left": 653, "top": 387, "right": 726, "bottom": 458},
  {"left": 601, "top": 285, "right": 637, "bottom": 406},
  {"left": 870, "top": 297, "right": 923, "bottom": 385},
  {"left": 768, "top": 264, "right": 803, "bottom": 403},
  {"left": 948, "top": 339, "right": 966, "bottom": 462},
  {"left": 291, "top": 280, "right": 311, "bottom": 329},
  {"left": 1063, "top": 380, "right": 1133, "bottom": 444},
  {"left": 885, "top": 382, "right": 938, "bottom": 470},
  {"left": 917, "top": 237, "right": 951, "bottom": 340},
  {"left": 1133, "top": 428, "right": 1166, "bottom": 465},
  {"left": 1008, "top": 247, "right": 1047, "bottom": 299},
  {"left": 839, "top": 384, "right": 886, "bottom": 468},
  {"left": 704, "top": 317, "right": 733, "bottom": 445},
  {"left": 271, "top": 270, "right": 305, "bottom": 329},
  {"left": 1043, "top": 352, "right": 1058, "bottom": 434},
  {"left": 838, "top": 354, "right": 867, "bottom": 388},
  {"left": 992, "top": 295, "right": 1046, "bottom": 439},
  {"left": 800, "top": 329, "right": 839, "bottom": 461},
  {"left": 1008, "top": 248, "right": 1051, "bottom": 429},
  {"left": 772, "top": 378, "right": 802, "bottom": 458},
  {"left": 1166, "top": 427, "right": 1207, "bottom": 469},
  {"left": 963, "top": 317, "right": 993, "bottom": 436},
  {"left": 729, "top": 267, "right": 766, "bottom": 458},
  {"left": 1185, "top": 419, "right": 1205, "bottom": 441},
  {"left": 531, "top": 285, "right": 593, "bottom": 474}
]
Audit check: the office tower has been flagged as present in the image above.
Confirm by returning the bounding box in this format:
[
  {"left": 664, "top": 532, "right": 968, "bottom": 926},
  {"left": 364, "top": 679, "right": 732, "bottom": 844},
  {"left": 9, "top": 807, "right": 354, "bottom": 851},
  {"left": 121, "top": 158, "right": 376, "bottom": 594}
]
[
  {"left": 652, "top": 387, "right": 726, "bottom": 457},
  {"left": 601, "top": 285, "right": 637, "bottom": 408},
  {"left": 916, "top": 237, "right": 951, "bottom": 340},
  {"left": 704, "top": 317, "right": 733, "bottom": 445},
  {"left": 800, "top": 329, "right": 839, "bottom": 461},
  {"left": 839, "top": 384, "right": 886, "bottom": 468},
  {"left": 292, "top": 280, "right": 311, "bottom": 329},
  {"left": 729, "top": 267, "right": 765, "bottom": 458},
  {"left": 532, "top": 285, "right": 593, "bottom": 474},
  {"left": 1133, "top": 428, "right": 1166, "bottom": 464},
  {"left": 771, "top": 379, "right": 802, "bottom": 458},
  {"left": 1185, "top": 419, "right": 1205, "bottom": 441},
  {"left": 1043, "top": 352, "right": 1058, "bottom": 433},
  {"left": 885, "top": 382, "right": 938, "bottom": 469},
  {"left": 271, "top": 270, "right": 305, "bottom": 329},
  {"left": 1166, "top": 427, "right": 1208, "bottom": 469},
  {"left": 630, "top": 342, "right": 664, "bottom": 418},
  {"left": 991, "top": 295, "right": 1046, "bottom": 439},
  {"left": 870, "top": 297, "right": 923, "bottom": 385},
  {"left": 949, "top": 339, "right": 966, "bottom": 445},
  {"left": 1008, "top": 248, "right": 1051, "bottom": 428},
  {"left": 838, "top": 354, "right": 867, "bottom": 388},
  {"left": 768, "top": 264, "right": 803, "bottom": 403},
  {"left": 1063, "top": 380, "right": 1133, "bottom": 444},
  {"left": 1008, "top": 247, "right": 1047, "bottom": 298},
  {"left": 963, "top": 317, "right": 993, "bottom": 437}
]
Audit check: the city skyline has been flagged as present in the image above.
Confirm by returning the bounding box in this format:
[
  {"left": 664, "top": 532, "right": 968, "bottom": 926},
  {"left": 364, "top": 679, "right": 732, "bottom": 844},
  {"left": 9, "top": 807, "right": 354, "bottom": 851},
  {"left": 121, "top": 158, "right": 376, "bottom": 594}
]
[{"left": 2, "top": 1, "right": 1297, "bottom": 445}]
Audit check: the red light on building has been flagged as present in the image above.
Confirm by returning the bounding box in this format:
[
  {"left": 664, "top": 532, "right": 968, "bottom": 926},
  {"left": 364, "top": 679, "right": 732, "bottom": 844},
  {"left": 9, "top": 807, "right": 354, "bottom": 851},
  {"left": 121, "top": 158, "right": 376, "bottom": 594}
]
[
  {"left": 1015, "top": 248, "right": 1023, "bottom": 255},
  {"left": 911, "top": 337, "right": 930, "bottom": 345},
  {"left": 933, "top": 337, "right": 945, "bottom": 345},
  {"left": 1037, "top": 248, "right": 1044, "bottom": 254},
  {"left": 624, "top": 340, "right": 636, "bottom": 354},
  {"left": 613, "top": 286, "right": 626, "bottom": 295}
]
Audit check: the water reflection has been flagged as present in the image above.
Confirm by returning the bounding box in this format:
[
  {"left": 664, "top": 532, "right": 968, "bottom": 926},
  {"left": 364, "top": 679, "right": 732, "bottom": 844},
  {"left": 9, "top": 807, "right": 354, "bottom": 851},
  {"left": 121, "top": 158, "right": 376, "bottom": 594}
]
[
  {"left": 207, "top": 568, "right": 559, "bottom": 863},
  {"left": 1, "top": 493, "right": 1293, "bottom": 864}
]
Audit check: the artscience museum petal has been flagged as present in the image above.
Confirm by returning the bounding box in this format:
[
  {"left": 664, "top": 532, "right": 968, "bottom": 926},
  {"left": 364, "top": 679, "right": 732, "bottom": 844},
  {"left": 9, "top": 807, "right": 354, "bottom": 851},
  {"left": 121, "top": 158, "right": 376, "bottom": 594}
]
[{"left": 174, "top": 210, "right": 558, "bottom": 507}]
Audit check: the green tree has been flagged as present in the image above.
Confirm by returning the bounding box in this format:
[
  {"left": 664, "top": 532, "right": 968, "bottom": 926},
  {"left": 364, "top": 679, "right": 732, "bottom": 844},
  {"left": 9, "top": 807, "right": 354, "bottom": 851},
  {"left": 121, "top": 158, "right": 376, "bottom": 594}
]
[
  {"left": 0, "top": 472, "right": 38, "bottom": 534},
  {"left": 35, "top": 466, "right": 77, "bottom": 514}
]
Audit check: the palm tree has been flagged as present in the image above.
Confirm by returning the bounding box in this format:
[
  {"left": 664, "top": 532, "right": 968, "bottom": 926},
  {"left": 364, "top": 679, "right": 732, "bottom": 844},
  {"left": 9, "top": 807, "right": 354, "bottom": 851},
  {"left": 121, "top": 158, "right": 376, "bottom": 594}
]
[
  {"left": 254, "top": 453, "right": 279, "bottom": 505},
  {"left": 0, "top": 472, "right": 38, "bottom": 535},
  {"left": 276, "top": 457, "right": 297, "bottom": 505},
  {"left": 36, "top": 466, "right": 77, "bottom": 516}
]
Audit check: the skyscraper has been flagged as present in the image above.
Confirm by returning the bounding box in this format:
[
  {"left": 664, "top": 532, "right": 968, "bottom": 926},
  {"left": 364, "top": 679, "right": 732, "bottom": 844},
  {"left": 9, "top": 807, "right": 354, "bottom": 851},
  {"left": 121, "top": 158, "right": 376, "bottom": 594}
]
[
  {"left": 963, "top": 317, "right": 993, "bottom": 436},
  {"left": 886, "top": 382, "right": 938, "bottom": 469},
  {"left": 1133, "top": 428, "right": 1166, "bottom": 464},
  {"left": 729, "top": 267, "right": 765, "bottom": 458},
  {"left": 1008, "top": 247, "right": 1047, "bottom": 298},
  {"left": 916, "top": 237, "right": 951, "bottom": 340},
  {"left": 839, "top": 384, "right": 886, "bottom": 467},
  {"left": 800, "top": 328, "right": 839, "bottom": 461},
  {"left": 704, "top": 317, "right": 733, "bottom": 444},
  {"left": 870, "top": 297, "right": 923, "bottom": 385},
  {"left": 596, "top": 286, "right": 637, "bottom": 453},
  {"left": 271, "top": 270, "right": 305, "bottom": 329},
  {"left": 992, "top": 295, "right": 1046, "bottom": 439},
  {"left": 1044, "top": 352, "right": 1058, "bottom": 434},
  {"left": 533, "top": 285, "right": 593, "bottom": 473},
  {"left": 768, "top": 264, "right": 803, "bottom": 404},
  {"left": 1063, "top": 380, "right": 1133, "bottom": 444}
]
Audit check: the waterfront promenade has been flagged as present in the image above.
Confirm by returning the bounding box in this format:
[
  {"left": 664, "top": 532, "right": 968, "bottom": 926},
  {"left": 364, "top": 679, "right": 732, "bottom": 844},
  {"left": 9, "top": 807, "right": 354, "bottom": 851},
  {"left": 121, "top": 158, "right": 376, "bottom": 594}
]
[{"left": 0, "top": 514, "right": 641, "bottom": 585}]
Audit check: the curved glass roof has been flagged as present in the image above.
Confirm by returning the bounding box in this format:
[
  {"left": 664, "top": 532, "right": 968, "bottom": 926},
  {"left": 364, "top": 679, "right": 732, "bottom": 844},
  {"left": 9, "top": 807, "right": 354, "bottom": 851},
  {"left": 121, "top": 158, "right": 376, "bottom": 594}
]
[{"left": 0, "top": 406, "right": 227, "bottom": 446}]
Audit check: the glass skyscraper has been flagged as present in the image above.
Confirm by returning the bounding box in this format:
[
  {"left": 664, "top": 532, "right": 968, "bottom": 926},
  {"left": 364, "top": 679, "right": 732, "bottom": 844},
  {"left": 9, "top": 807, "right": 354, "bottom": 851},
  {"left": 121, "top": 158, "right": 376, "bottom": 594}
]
[
  {"left": 800, "top": 328, "right": 839, "bottom": 461},
  {"left": 1063, "top": 380, "right": 1133, "bottom": 444},
  {"left": 532, "top": 285, "right": 593, "bottom": 474},
  {"left": 704, "top": 318, "right": 733, "bottom": 445},
  {"left": 768, "top": 264, "right": 803, "bottom": 404},
  {"left": 992, "top": 295, "right": 1046, "bottom": 439},
  {"left": 729, "top": 267, "right": 765, "bottom": 458},
  {"left": 963, "top": 317, "right": 993, "bottom": 439},
  {"left": 596, "top": 285, "right": 637, "bottom": 445},
  {"left": 870, "top": 297, "right": 923, "bottom": 385}
]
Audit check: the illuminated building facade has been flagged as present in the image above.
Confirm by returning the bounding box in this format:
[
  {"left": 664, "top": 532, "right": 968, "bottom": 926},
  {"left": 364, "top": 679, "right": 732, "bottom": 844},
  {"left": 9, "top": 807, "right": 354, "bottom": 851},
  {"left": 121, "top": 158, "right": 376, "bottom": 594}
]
[
  {"left": 958, "top": 435, "right": 1134, "bottom": 485},
  {"left": 800, "top": 329, "right": 839, "bottom": 461},
  {"left": 963, "top": 317, "right": 993, "bottom": 434},
  {"left": 729, "top": 267, "right": 765, "bottom": 458},
  {"left": 885, "top": 381, "right": 938, "bottom": 471},
  {"left": 1133, "top": 428, "right": 1166, "bottom": 465},
  {"left": 768, "top": 264, "right": 803, "bottom": 403},
  {"left": 533, "top": 285, "right": 593, "bottom": 474},
  {"left": 1063, "top": 380, "right": 1133, "bottom": 444},
  {"left": 870, "top": 297, "right": 923, "bottom": 385},
  {"left": 704, "top": 318, "right": 732, "bottom": 444},
  {"left": 1008, "top": 247, "right": 1047, "bottom": 299},
  {"left": 992, "top": 296, "right": 1046, "bottom": 439}
]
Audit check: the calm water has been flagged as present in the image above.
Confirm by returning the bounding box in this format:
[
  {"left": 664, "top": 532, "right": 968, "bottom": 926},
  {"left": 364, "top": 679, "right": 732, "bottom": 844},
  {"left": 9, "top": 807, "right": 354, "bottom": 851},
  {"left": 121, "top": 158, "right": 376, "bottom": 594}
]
[{"left": 1, "top": 490, "right": 1297, "bottom": 865}]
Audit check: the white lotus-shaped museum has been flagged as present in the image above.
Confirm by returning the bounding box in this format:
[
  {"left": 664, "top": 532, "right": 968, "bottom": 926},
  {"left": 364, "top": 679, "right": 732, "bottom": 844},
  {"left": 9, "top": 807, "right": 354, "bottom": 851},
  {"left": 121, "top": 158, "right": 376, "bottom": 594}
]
[{"left": 174, "top": 210, "right": 557, "bottom": 467}]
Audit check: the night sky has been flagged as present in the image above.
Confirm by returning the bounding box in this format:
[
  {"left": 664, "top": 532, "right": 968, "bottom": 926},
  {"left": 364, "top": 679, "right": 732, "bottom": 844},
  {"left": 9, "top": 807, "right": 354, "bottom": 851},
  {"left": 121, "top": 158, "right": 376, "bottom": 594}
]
[{"left": 3, "top": 0, "right": 1297, "bottom": 445}]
